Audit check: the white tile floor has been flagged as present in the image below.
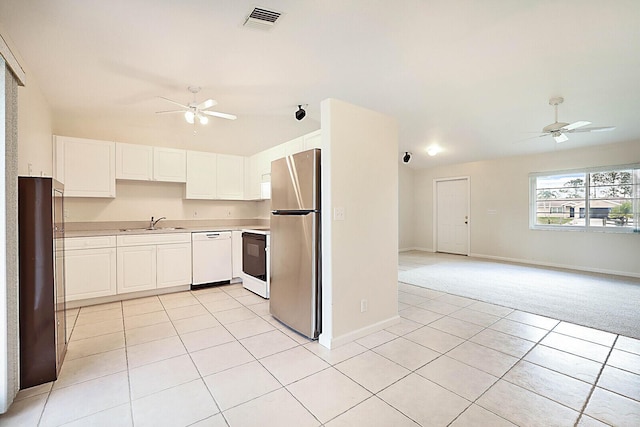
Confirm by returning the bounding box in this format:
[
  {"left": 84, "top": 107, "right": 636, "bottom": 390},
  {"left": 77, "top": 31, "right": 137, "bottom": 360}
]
[{"left": 2, "top": 251, "right": 640, "bottom": 426}]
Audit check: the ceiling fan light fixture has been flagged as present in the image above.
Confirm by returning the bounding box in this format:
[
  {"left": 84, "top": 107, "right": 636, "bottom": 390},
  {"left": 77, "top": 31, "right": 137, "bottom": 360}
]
[
  {"left": 184, "top": 111, "right": 195, "bottom": 124},
  {"left": 427, "top": 145, "right": 441, "bottom": 156},
  {"left": 198, "top": 114, "right": 209, "bottom": 125},
  {"left": 552, "top": 132, "right": 568, "bottom": 143}
]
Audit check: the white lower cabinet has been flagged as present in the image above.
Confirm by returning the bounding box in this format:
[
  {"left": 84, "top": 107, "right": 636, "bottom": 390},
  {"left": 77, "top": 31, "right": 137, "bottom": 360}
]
[
  {"left": 117, "top": 245, "right": 157, "bottom": 293},
  {"left": 157, "top": 243, "right": 192, "bottom": 288},
  {"left": 65, "top": 236, "right": 117, "bottom": 301},
  {"left": 117, "top": 233, "right": 192, "bottom": 294}
]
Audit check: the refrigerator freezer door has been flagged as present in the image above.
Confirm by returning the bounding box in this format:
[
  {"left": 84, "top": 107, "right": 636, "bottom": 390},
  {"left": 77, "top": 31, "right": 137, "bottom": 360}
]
[
  {"left": 269, "top": 212, "right": 320, "bottom": 338},
  {"left": 271, "top": 149, "right": 320, "bottom": 211}
]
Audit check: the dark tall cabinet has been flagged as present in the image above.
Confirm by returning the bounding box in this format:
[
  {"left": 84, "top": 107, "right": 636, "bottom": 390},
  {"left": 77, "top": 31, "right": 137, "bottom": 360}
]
[{"left": 18, "top": 177, "right": 67, "bottom": 388}]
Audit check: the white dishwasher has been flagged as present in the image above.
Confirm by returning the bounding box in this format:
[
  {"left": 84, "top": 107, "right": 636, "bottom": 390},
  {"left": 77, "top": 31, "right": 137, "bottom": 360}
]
[{"left": 191, "top": 231, "right": 232, "bottom": 286}]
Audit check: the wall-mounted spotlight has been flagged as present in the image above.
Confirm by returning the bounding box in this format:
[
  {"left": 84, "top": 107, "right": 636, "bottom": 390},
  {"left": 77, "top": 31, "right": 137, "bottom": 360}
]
[
  {"left": 402, "top": 152, "right": 412, "bottom": 164},
  {"left": 295, "top": 104, "right": 307, "bottom": 121}
]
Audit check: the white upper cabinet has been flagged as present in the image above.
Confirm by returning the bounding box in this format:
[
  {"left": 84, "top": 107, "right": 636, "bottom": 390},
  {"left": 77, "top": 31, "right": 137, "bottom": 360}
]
[
  {"left": 153, "top": 147, "right": 186, "bottom": 182},
  {"left": 54, "top": 136, "right": 116, "bottom": 198},
  {"left": 304, "top": 130, "right": 322, "bottom": 150},
  {"left": 186, "top": 150, "right": 217, "bottom": 200},
  {"left": 217, "top": 154, "right": 245, "bottom": 200},
  {"left": 245, "top": 151, "right": 266, "bottom": 200},
  {"left": 244, "top": 131, "right": 320, "bottom": 200},
  {"left": 116, "top": 143, "right": 153, "bottom": 181}
]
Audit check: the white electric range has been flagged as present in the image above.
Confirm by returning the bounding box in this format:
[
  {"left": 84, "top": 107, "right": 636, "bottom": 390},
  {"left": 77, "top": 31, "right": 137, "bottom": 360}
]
[{"left": 240, "top": 228, "right": 270, "bottom": 299}]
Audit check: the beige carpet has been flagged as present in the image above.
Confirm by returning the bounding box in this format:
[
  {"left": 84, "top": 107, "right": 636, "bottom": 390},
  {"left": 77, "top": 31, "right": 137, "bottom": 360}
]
[{"left": 398, "top": 258, "right": 640, "bottom": 339}]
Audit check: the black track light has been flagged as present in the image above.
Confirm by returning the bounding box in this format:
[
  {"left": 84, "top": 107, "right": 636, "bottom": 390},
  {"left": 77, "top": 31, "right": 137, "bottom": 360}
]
[
  {"left": 402, "top": 152, "right": 412, "bottom": 164},
  {"left": 295, "top": 105, "right": 306, "bottom": 121}
]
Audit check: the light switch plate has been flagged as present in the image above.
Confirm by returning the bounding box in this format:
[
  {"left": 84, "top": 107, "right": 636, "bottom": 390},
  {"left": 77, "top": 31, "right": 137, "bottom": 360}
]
[{"left": 333, "top": 207, "right": 345, "bottom": 221}]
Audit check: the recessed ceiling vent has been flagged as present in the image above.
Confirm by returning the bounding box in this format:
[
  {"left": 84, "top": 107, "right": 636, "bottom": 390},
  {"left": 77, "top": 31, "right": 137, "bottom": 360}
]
[{"left": 243, "top": 7, "right": 282, "bottom": 31}]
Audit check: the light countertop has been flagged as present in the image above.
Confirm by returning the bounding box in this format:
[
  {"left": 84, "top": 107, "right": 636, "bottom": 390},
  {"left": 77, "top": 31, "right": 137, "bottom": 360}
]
[{"left": 64, "top": 221, "right": 269, "bottom": 238}]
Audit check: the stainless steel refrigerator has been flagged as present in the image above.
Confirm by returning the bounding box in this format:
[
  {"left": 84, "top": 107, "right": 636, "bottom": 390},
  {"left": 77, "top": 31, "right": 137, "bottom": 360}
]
[{"left": 270, "top": 148, "right": 321, "bottom": 339}]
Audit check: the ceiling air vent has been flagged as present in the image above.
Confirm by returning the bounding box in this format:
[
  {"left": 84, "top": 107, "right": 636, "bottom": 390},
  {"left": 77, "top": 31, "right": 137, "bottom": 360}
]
[{"left": 243, "top": 7, "right": 282, "bottom": 31}]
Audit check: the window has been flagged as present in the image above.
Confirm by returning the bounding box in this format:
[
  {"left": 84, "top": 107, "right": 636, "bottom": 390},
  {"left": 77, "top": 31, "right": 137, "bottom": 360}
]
[{"left": 530, "top": 165, "right": 640, "bottom": 232}]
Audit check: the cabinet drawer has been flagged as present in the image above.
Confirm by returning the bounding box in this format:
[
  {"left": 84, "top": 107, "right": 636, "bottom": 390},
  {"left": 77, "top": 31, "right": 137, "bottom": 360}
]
[
  {"left": 117, "top": 232, "right": 191, "bottom": 247},
  {"left": 65, "top": 236, "right": 117, "bottom": 250}
]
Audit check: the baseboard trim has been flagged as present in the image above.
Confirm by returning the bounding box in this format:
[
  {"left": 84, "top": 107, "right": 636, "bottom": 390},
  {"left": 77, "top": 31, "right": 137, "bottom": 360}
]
[
  {"left": 319, "top": 315, "right": 401, "bottom": 349},
  {"left": 399, "top": 247, "right": 433, "bottom": 253},
  {"left": 469, "top": 252, "right": 640, "bottom": 279}
]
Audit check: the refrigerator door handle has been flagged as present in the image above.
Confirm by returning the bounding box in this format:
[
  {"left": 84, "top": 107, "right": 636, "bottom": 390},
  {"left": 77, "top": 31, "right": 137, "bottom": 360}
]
[{"left": 271, "top": 210, "right": 318, "bottom": 215}]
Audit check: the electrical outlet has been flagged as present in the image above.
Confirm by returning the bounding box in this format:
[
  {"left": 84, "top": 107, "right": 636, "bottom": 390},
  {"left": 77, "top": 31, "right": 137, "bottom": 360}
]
[
  {"left": 64, "top": 209, "right": 69, "bottom": 219},
  {"left": 360, "top": 299, "right": 368, "bottom": 313},
  {"left": 334, "top": 207, "right": 345, "bottom": 221}
]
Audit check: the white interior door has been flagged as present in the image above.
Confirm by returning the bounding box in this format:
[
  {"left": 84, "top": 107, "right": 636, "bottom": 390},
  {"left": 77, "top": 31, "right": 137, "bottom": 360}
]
[{"left": 436, "top": 178, "right": 469, "bottom": 255}]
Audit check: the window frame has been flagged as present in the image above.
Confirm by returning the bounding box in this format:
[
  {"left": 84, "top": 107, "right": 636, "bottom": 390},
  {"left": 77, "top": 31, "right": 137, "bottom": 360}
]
[{"left": 529, "top": 164, "right": 640, "bottom": 233}]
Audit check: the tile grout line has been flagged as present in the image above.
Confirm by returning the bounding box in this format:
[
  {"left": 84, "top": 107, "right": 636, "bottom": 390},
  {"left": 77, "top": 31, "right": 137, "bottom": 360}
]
[
  {"left": 403, "top": 279, "right": 633, "bottom": 425},
  {"left": 158, "top": 293, "right": 230, "bottom": 427},
  {"left": 574, "top": 334, "right": 619, "bottom": 427},
  {"left": 119, "top": 300, "right": 137, "bottom": 426},
  {"left": 444, "top": 321, "right": 560, "bottom": 426},
  {"left": 162, "top": 289, "right": 232, "bottom": 424},
  {"left": 33, "top": 305, "right": 84, "bottom": 426},
  {"left": 169, "top": 286, "right": 316, "bottom": 425}
]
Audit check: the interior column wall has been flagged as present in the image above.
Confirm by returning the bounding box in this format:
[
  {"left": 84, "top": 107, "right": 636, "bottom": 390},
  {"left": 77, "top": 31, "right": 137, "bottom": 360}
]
[{"left": 320, "top": 98, "right": 399, "bottom": 348}]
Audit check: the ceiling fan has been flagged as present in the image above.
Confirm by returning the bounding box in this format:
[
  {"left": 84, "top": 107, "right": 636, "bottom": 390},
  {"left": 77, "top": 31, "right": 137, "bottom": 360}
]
[
  {"left": 156, "top": 86, "right": 237, "bottom": 124},
  {"left": 538, "top": 97, "right": 614, "bottom": 143}
]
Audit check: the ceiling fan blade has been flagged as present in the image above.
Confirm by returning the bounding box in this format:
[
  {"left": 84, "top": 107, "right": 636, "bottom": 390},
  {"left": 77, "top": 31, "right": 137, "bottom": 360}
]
[
  {"left": 554, "top": 133, "right": 569, "bottom": 143},
  {"left": 200, "top": 110, "right": 238, "bottom": 120},
  {"left": 563, "top": 121, "right": 591, "bottom": 131},
  {"left": 513, "top": 133, "right": 548, "bottom": 144},
  {"left": 197, "top": 99, "right": 217, "bottom": 110},
  {"left": 155, "top": 110, "right": 185, "bottom": 114},
  {"left": 569, "top": 126, "right": 616, "bottom": 133},
  {"left": 158, "top": 96, "right": 189, "bottom": 109}
]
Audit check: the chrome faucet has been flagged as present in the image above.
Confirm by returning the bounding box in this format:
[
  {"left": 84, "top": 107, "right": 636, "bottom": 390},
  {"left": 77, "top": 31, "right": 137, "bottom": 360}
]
[{"left": 149, "top": 216, "right": 166, "bottom": 230}]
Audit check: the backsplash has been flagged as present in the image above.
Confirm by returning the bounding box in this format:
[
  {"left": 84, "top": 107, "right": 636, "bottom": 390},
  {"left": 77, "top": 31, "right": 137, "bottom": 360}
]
[{"left": 63, "top": 180, "right": 271, "bottom": 222}]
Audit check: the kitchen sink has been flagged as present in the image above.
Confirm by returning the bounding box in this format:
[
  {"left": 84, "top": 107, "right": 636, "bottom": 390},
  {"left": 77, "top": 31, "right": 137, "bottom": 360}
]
[{"left": 119, "top": 227, "right": 186, "bottom": 232}]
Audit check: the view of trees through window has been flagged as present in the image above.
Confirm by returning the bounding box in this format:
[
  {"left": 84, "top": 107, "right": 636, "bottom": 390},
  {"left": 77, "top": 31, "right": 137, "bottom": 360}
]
[{"left": 532, "top": 167, "right": 639, "bottom": 231}]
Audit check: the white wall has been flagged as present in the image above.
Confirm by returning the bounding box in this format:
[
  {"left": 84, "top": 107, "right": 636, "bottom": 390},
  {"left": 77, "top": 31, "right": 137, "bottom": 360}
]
[
  {"left": 413, "top": 140, "right": 640, "bottom": 277},
  {"left": 17, "top": 78, "right": 52, "bottom": 177},
  {"left": 320, "top": 99, "right": 399, "bottom": 348},
  {"left": 64, "top": 181, "right": 267, "bottom": 222},
  {"left": 398, "top": 164, "right": 414, "bottom": 251}
]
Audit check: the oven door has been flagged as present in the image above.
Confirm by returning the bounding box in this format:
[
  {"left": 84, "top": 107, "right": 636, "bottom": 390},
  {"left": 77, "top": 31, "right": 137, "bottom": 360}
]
[{"left": 242, "top": 233, "right": 266, "bottom": 281}]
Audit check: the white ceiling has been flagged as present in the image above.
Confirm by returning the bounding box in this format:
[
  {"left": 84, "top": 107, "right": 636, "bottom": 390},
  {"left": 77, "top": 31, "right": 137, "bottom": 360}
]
[{"left": 2, "top": 0, "right": 639, "bottom": 168}]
